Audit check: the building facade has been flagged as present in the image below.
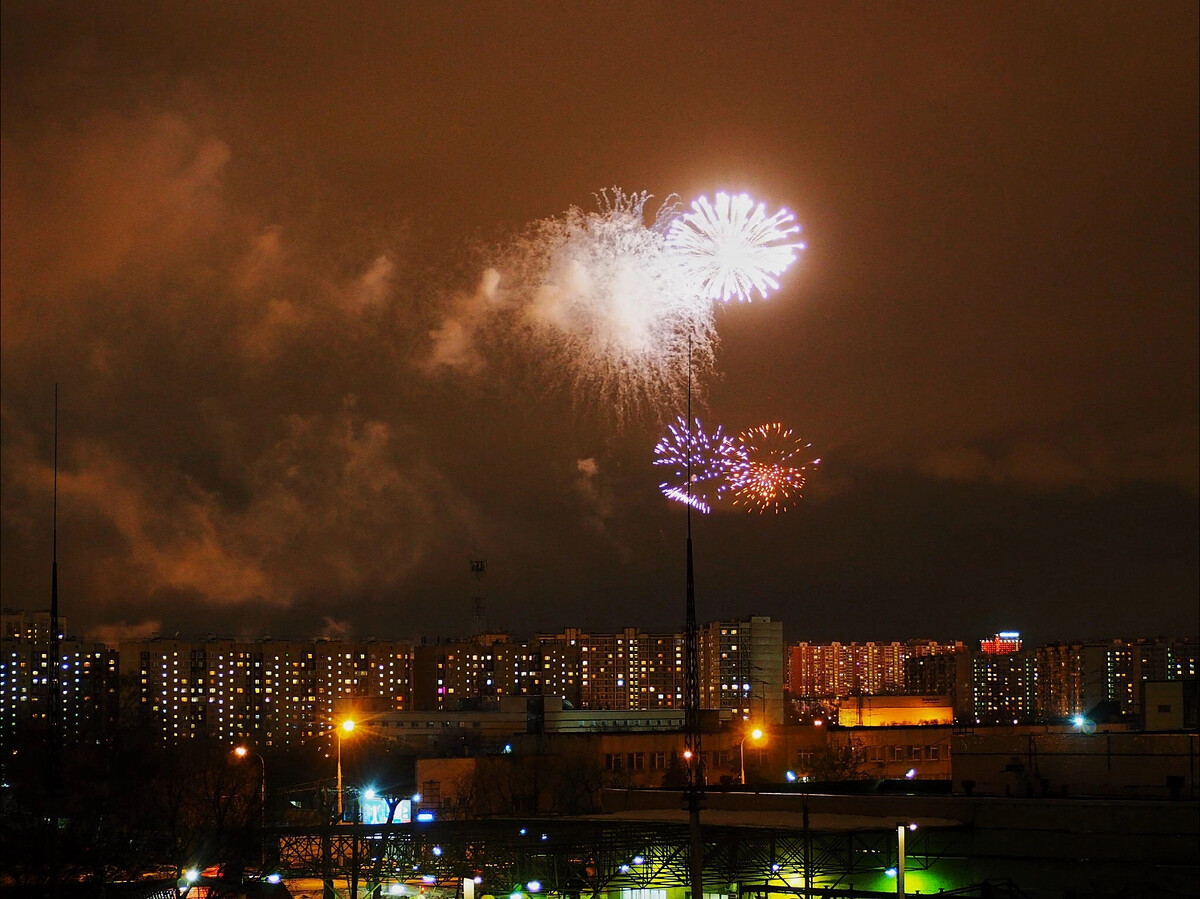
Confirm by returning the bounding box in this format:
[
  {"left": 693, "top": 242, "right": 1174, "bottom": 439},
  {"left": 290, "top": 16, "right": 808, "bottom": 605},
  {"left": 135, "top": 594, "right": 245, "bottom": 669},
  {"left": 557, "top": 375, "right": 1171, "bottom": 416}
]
[
  {"left": 789, "top": 639, "right": 966, "bottom": 700},
  {"left": 971, "top": 649, "right": 1037, "bottom": 724},
  {"left": 1036, "top": 637, "right": 1199, "bottom": 721},
  {"left": 5, "top": 609, "right": 1192, "bottom": 747},
  {"left": 1, "top": 617, "right": 118, "bottom": 746},
  {"left": 110, "top": 620, "right": 781, "bottom": 744},
  {"left": 119, "top": 636, "right": 415, "bottom": 746},
  {"left": 702, "top": 616, "right": 785, "bottom": 725}
]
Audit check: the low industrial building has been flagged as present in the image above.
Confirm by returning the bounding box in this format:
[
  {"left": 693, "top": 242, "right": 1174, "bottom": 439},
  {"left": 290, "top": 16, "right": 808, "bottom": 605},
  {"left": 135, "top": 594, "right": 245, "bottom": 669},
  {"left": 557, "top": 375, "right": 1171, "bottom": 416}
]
[
  {"left": 838, "top": 694, "right": 954, "bottom": 726},
  {"left": 951, "top": 728, "right": 1199, "bottom": 799}
]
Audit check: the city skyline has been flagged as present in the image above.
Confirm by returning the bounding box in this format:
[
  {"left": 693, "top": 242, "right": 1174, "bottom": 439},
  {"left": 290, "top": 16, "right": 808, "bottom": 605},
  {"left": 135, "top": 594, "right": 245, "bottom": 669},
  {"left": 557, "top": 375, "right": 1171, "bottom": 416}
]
[
  {"left": 2, "top": 4, "right": 1197, "bottom": 648},
  {"left": 5, "top": 607, "right": 1193, "bottom": 752},
  {"left": 5, "top": 605, "right": 1197, "bottom": 650}
]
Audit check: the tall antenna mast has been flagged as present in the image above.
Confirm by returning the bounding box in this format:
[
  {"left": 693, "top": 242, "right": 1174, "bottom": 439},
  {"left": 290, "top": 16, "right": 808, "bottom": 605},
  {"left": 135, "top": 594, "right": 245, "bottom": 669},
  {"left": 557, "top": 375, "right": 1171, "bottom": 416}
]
[
  {"left": 683, "top": 339, "right": 704, "bottom": 898},
  {"left": 50, "top": 384, "right": 61, "bottom": 745},
  {"left": 48, "top": 384, "right": 62, "bottom": 894}
]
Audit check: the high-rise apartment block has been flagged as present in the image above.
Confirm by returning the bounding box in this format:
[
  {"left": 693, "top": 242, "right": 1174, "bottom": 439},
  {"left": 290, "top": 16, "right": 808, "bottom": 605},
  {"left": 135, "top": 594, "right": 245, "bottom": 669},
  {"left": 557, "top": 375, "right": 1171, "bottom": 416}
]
[
  {"left": 559, "top": 627, "right": 686, "bottom": 712},
  {"left": 105, "top": 617, "right": 784, "bottom": 743},
  {"left": 411, "top": 636, "right": 580, "bottom": 711},
  {"left": 409, "top": 629, "right": 684, "bottom": 713},
  {"left": 785, "top": 632, "right": 1199, "bottom": 726},
  {"left": 1036, "top": 637, "right": 1199, "bottom": 720},
  {"left": 788, "top": 639, "right": 966, "bottom": 699},
  {"left": 980, "top": 631, "right": 1023, "bottom": 654},
  {"left": 572, "top": 627, "right": 686, "bottom": 712},
  {"left": 970, "top": 632, "right": 1035, "bottom": 723},
  {"left": 703, "top": 616, "right": 785, "bottom": 725},
  {"left": 4, "top": 609, "right": 1193, "bottom": 744},
  {"left": 119, "top": 637, "right": 414, "bottom": 746},
  {"left": 1, "top": 613, "right": 118, "bottom": 745},
  {"left": 2, "top": 609, "right": 68, "bottom": 642},
  {"left": 971, "top": 647, "right": 1036, "bottom": 723},
  {"left": 904, "top": 650, "right": 973, "bottom": 719}
]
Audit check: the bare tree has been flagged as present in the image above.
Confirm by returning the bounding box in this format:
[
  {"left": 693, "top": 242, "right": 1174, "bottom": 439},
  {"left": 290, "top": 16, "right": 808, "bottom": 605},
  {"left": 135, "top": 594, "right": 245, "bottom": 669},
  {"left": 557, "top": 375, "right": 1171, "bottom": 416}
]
[{"left": 809, "top": 737, "right": 867, "bottom": 781}]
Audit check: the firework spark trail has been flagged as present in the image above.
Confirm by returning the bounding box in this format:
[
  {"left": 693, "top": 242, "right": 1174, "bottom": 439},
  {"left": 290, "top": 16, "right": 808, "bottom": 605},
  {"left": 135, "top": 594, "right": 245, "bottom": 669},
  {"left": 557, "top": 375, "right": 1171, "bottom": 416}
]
[
  {"left": 728, "top": 422, "right": 820, "bottom": 513},
  {"left": 666, "top": 192, "right": 805, "bottom": 303},
  {"left": 654, "top": 417, "right": 745, "bottom": 513}
]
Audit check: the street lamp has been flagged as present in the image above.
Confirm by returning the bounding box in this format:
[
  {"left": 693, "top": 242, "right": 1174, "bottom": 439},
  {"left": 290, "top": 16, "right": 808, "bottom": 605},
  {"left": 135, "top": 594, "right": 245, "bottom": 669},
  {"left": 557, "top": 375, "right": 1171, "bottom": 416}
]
[
  {"left": 336, "top": 718, "right": 356, "bottom": 821},
  {"left": 233, "top": 746, "right": 266, "bottom": 864},
  {"left": 895, "top": 822, "right": 917, "bottom": 897},
  {"left": 233, "top": 746, "right": 266, "bottom": 823},
  {"left": 739, "top": 727, "right": 764, "bottom": 785}
]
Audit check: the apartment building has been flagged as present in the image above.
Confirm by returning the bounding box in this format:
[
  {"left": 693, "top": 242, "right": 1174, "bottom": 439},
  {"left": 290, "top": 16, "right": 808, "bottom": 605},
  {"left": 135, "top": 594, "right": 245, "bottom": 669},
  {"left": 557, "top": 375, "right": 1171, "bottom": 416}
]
[
  {"left": 5, "top": 609, "right": 1191, "bottom": 746},
  {"left": 119, "top": 636, "right": 415, "bottom": 746},
  {"left": 702, "top": 616, "right": 785, "bottom": 725},
  {"left": 1036, "top": 637, "right": 1199, "bottom": 721},
  {"left": 0, "top": 633, "right": 118, "bottom": 744},
  {"left": 789, "top": 639, "right": 965, "bottom": 699}
]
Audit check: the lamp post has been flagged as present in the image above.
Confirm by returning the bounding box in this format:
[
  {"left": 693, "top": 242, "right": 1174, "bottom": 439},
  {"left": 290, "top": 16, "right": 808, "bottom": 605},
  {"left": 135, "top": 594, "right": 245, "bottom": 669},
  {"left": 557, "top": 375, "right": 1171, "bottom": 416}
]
[
  {"left": 233, "top": 746, "right": 265, "bottom": 865},
  {"left": 739, "top": 728, "right": 764, "bottom": 785},
  {"left": 336, "top": 719, "right": 356, "bottom": 821},
  {"left": 895, "top": 822, "right": 916, "bottom": 897}
]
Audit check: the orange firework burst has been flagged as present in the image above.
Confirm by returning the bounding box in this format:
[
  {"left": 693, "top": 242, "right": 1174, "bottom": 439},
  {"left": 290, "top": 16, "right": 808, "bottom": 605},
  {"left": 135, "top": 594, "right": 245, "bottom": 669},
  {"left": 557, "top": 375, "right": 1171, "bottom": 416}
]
[{"left": 728, "top": 423, "right": 820, "bottom": 513}]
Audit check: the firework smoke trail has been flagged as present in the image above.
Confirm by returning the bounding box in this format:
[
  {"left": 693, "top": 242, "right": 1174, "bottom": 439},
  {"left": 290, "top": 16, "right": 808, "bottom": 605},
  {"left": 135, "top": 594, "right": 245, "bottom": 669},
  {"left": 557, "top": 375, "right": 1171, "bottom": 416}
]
[
  {"left": 654, "top": 417, "right": 745, "bottom": 513},
  {"left": 666, "top": 192, "right": 805, "bottom": 303},
  {"left": 728, "top": 422, "right": 820, "bottom": 513},
  {"left": 493, "top": 190, "right": 717, "bottom": 422}
]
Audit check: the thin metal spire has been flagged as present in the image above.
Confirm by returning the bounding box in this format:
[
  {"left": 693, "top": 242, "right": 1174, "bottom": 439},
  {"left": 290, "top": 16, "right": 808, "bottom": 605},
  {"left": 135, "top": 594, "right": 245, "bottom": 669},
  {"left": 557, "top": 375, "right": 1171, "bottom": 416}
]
[
  {"left": 48, "top": 383, "right": 62, "bottom": 895},
  {"left": 50, "top": 383, "right": 60, "bottom": 731},
  {"left": 683, "top": 340, "right": 704, "bottom": 898}
]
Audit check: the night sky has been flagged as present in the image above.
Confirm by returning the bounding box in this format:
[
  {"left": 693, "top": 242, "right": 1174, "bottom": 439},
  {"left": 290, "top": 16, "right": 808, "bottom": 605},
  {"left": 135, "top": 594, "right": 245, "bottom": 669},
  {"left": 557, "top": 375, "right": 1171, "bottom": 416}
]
[{"left": 2, "top": 3, "right": 1196, "bottom": 647}]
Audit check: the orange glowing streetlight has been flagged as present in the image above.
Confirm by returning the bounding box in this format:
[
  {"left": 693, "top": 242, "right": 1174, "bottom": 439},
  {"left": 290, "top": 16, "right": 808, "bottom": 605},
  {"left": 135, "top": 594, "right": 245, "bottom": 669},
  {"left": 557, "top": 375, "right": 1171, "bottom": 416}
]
[
  {"left": 336, "top": 718, "right": 356, "bottom": 821},
  {"left": 232, "top": 745, "right": 266, "bottom": 863},
  {"left": 739, "top": 727, "right": 764, "bottom": 785}
]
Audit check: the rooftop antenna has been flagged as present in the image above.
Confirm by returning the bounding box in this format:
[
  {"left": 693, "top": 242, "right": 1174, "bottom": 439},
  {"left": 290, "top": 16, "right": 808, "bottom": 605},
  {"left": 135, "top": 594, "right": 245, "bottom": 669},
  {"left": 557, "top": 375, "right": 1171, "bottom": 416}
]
[{"left": 469, "top": 559, "right": 488, "bottom": 637}]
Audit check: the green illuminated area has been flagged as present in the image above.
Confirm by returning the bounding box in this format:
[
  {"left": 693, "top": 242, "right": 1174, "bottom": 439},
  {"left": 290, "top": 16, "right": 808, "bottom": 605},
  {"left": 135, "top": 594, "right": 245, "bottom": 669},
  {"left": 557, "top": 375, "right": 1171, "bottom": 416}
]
[
  {"left": 849, "top": 866, "right": 964, "bottom": 894},
  {"left": 284, "top": 830, "right": 976, "bottom": 899}
]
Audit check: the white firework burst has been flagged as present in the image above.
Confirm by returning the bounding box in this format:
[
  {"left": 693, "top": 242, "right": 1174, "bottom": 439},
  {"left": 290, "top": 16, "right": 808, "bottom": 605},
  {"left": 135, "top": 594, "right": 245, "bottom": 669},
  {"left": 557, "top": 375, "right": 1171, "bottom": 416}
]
[
  {"left": 493, "top": 189, "right": 716, "bottom": 422},
  {"left": 666, "top": 192, "right": 805, "bottom": 303},
  {"left": 460, "top": 187, "right": 804, "bottom": 422}
]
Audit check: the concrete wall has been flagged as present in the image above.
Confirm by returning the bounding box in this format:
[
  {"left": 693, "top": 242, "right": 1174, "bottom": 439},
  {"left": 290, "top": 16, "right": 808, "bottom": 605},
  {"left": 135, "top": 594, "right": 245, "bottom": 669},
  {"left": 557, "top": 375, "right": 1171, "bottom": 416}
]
[{"left": 951, "top": 730, "right": 1199, "bottom": 798}]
